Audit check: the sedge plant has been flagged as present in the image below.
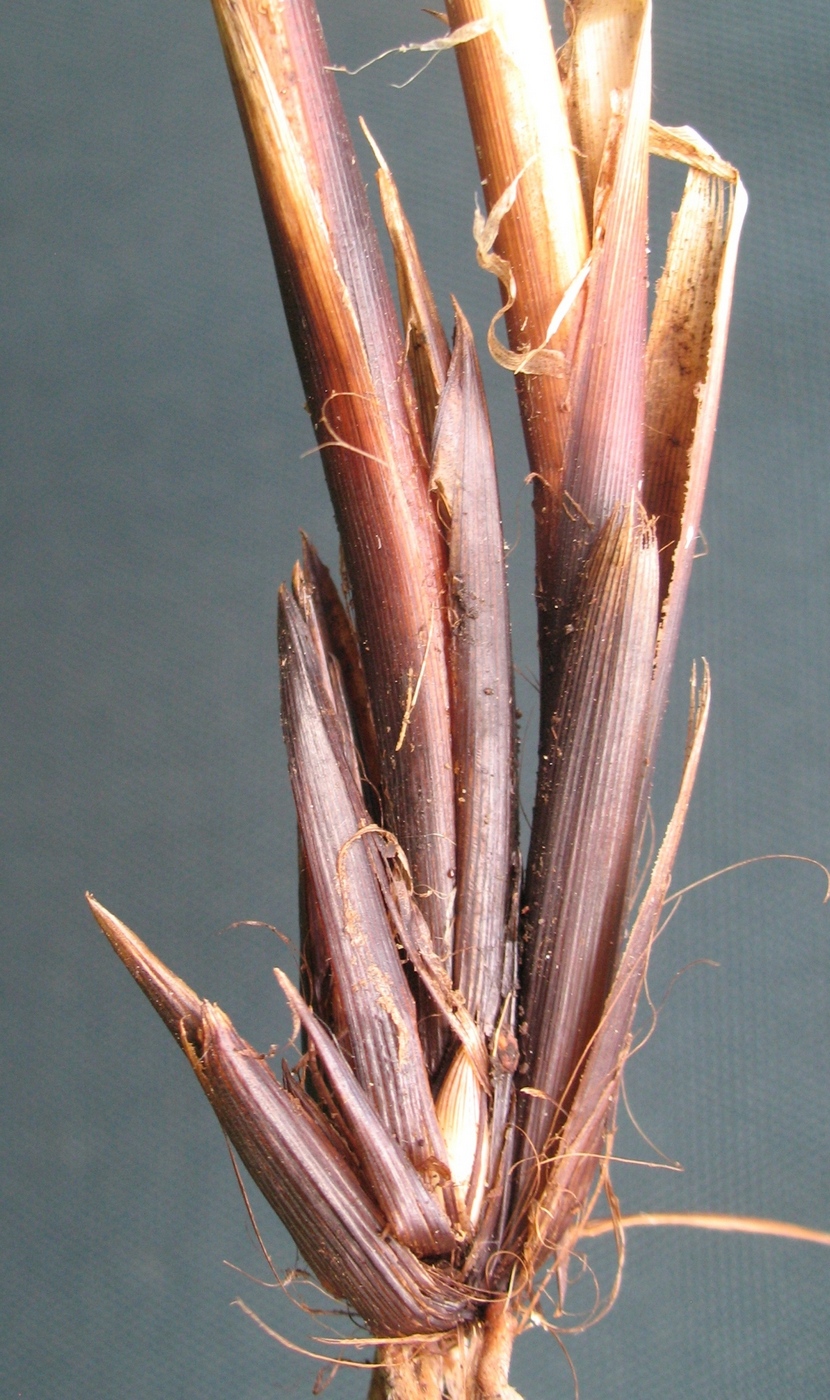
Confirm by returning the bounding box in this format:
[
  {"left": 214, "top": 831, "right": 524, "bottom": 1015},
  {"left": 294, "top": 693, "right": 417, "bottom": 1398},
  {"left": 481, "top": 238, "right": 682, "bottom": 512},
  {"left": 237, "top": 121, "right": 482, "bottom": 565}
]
[{"left": 86, "top": 1, "right": 775, "bottom": 1394}]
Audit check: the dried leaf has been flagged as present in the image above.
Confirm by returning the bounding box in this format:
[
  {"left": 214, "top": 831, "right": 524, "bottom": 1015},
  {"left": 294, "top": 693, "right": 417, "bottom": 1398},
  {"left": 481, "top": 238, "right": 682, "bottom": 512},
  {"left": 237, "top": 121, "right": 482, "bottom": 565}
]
[
  {"left": 526, "top": 3, "right": 652, "bottom": 965},
  {"left": 648, "top": 120, "right": 739, "bottom": 180},
  {"left": 545, "top": 0, "right": 651, "bottom": 644}
]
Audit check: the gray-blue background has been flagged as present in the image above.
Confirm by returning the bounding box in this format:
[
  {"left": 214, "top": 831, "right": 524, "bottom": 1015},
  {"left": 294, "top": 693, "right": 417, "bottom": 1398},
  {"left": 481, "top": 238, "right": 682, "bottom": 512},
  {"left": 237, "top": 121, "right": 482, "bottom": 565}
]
[{"left": 2, "top": 1, "right": 828, "bottom": 1395}]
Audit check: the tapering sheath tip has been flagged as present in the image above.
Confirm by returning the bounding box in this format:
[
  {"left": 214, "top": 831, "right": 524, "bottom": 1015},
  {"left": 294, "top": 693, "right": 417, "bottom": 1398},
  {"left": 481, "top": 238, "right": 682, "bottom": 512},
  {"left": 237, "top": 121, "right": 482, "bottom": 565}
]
[{"left": 86, "top": 892, "right": 203, "bottom": 1046}]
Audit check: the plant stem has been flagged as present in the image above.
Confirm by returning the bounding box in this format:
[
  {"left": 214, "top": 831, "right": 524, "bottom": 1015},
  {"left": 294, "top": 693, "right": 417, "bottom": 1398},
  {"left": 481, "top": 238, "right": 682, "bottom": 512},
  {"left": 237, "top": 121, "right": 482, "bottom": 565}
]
[{"left": 368, "top": 1303, "right": 521, "bottom": 1399}]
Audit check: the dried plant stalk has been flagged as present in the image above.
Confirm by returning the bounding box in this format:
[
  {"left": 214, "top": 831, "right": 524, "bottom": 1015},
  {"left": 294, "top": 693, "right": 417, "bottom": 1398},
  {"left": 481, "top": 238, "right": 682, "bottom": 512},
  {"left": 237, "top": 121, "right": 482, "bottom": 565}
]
[{"left": 87, "top": 2, "right": 762, "bottom": 1396}]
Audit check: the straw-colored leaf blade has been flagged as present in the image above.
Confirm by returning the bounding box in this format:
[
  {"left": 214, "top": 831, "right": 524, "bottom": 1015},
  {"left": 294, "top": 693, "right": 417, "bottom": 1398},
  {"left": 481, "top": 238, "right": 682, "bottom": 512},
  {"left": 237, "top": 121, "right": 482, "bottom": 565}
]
[
  {"left": 211, "top": 0, "right": 457, "bottom": 997},
  {"left": 364, "top": 124, "right": 451, "bottom": 444},
  {"left": 276, "top": 970, "right": 456, "bottom": 1256},
  {"left": 432, "top": 306, "right": 517, "bottom": 1038},
  {"left": 527, "top": 665, "right": 710, "bottom": 1270},
  {"left": 279, "top": 586, "right": 449, "bottom": 1177},
  {"left": 644, "top": 136, "right": 747, "bottom": 753},
  {"left": 513, "top": 508, "right": 659, "bottom": 1229}
]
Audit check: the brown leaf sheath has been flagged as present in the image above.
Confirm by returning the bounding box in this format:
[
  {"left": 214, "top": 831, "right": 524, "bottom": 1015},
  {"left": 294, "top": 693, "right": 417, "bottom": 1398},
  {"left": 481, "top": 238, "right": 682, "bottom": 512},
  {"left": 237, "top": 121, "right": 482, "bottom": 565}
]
[
  {"left": 190, "top": 1013, "right": 473, "bottom": 1338},
  {"left": 290, "top": 565, "right": 377, "bottom": 1057},
  {"left": 522, "top": 1, "right": 652, "bottom": 1002},
  {"left": 429, "top": 307, "right": 521, "bottom": 1267},
  {"left": 195, "top": 1016, "right": 471, "bottom": 1341},
  {"left": 86, "top": 896, "right": 470, "bottom": 1336},
  {"left": 210, "top": 0, "right": 456, "bottom": 1020},
  {"left": 279, "top": 585, "right": 450, "bottom": 1178},
  {"left": 290, "top": 560, "right": 480, "bottom": 1094},
  {"left": 446, "top": 0, "right": 589, "bottom": 682},
  {"left": 299, "top": 535, "right": 383, "bottom": 809},
  {"left": 365, "top": 125, "right": 451, "bottom": 444},
  {"left": 462, "top": 922, "right": 520, "bottom": 1284},
  {"left": 526, "top": 665, "right": 710, "bottom": 1272},
  {"left": 643, "top": 152, "right": 747, "bottom": 764},
  {"left": 276, "top": 969, "right": 456, "bottom": 1257},
  {"left": 379, "top": 866, "right": 489, "bottom": 1091},
  {"left": 431, "top": 305, "right": 517, "bottom": 1040},
  {"left": 291, "top": 556, "right": 372, "bottom": 1062},
  {"left": 509, "top": 509, "right": 659, "bottom": 1240},
  {"left": 298, "top": 836, "right": 355, "bottom": 1065},
  {"left": 292, "top": 558, "right": 367, "bottom": 800},
  {"left": 538, "top": 0, "right": 651, "bottom": 672}
]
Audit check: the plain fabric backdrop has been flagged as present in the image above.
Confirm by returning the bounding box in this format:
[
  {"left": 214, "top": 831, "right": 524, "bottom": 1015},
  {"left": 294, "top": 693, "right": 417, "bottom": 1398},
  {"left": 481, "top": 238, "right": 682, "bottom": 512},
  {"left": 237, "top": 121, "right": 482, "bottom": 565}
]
[{"left": 2, "top": 1, "right": 828, "bottom": 1396}]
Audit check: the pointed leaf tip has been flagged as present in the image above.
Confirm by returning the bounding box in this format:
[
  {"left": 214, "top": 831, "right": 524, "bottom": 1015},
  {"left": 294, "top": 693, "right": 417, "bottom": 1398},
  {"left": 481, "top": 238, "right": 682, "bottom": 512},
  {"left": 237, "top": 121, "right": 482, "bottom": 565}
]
[
  {"left": 86, "top": 893, "right": 202, "bottom": 1045},
  {"left": 88, "top": 893, "right": 468, "bottom": 1334},
  {"left": 432, "top": 303, "right": 518, "bottom": 1039}
]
